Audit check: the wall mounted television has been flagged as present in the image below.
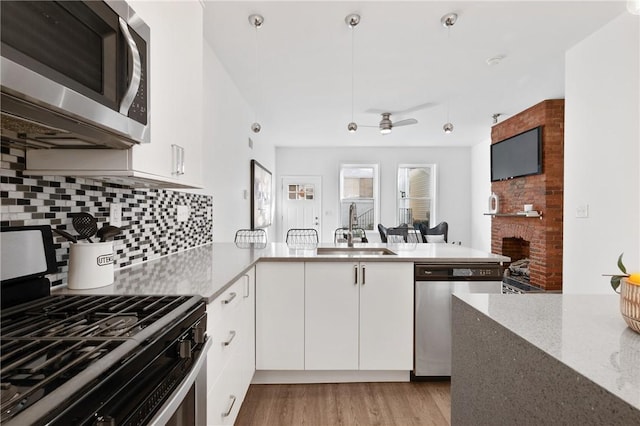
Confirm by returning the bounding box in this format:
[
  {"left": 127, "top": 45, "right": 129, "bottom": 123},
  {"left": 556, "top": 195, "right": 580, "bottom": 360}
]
[{"left": 490, "top": 126, "right": 542, "bottom": 182}]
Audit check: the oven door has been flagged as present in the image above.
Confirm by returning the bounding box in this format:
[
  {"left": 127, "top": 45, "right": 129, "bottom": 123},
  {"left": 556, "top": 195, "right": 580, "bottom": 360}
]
[
  {"left": 151, "top": 338, "right": 211, "bottom": 425},
  {"left": 0, "top": 0, "right": 149, "bottom": 142}
]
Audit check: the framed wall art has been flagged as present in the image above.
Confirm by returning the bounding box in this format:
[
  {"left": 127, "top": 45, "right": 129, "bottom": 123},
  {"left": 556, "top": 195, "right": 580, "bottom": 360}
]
[{"left": 251, "top": 160, "right": 272, "bottom": 228}]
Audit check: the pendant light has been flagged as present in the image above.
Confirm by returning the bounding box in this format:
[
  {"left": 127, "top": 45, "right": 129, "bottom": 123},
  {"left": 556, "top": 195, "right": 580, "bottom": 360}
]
[
  {"left": 442, "top": 101, "right": 454, "bottom": 134},
  {"left": 441, "top": 12, "right": 457, "bottom": 135},
  {"left": 345, "top": 13, "right": 360, "bottom": 133},
  {"left": 249, "top": 14, "right": 264, "bottom": 133}
]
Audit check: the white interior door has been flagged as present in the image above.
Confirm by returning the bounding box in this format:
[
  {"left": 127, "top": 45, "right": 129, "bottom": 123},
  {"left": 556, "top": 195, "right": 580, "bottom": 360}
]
[{"left": 281, "top": 176, "right": 322, "bottom": 242}]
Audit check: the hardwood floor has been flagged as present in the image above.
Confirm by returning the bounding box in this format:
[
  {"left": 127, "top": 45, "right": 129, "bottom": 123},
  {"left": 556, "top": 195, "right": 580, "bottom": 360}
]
[{"left": 235, "top": 381, "right": 451, "bottom": 426}]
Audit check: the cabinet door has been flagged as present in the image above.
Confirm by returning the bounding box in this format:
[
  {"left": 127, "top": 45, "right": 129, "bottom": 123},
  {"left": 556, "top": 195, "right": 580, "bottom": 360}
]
[
  {"left": 127, "top": 1, "right": 203, "bottom": 185},
  {"left": 359, "top": 262, "right": 414, "bottom": 370},
  {"left": 240, "top": 267, "right": 256, "bottom": 385},
  {"left": 304, "top": 262, "right": 359, "bottom": 370},
  {"left": 256, "top": 262, "right": 304, "bottom": 370}
]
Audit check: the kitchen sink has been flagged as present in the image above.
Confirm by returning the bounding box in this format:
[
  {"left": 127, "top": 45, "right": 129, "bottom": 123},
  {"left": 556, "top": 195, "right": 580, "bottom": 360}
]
[{"left": 316, "top": 247, "right": 396, "bottom": 256}]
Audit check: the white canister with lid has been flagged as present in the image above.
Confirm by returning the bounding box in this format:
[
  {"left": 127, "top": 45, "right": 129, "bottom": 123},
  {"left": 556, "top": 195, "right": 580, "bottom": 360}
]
[
  {"left": 67, "top": 241, "right": 114, "bottom": 289},
  {"left": 488, "top": 192, "right": 499, "bottom": 214}
]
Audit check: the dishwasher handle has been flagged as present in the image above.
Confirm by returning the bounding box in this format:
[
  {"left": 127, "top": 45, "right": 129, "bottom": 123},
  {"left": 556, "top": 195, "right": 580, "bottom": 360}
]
[{"left": 414, "top": 264, "right": 503, "bottom": 281}]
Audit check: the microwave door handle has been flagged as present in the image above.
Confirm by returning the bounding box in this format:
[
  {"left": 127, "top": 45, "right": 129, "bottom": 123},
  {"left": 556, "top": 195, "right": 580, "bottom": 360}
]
[{"left": 118, "top": 17, "right": 142, "bottom": 115}]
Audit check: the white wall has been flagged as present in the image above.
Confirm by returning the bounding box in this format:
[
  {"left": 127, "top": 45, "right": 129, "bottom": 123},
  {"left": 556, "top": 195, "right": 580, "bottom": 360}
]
[
  {"left": 276, "top": 147, "right": 471, "bottom": 244},
  {"left": 203, "top": 41, "right": 276, "bottom": 242},
  {"left": 470, "top": 138, "right": 492, "bottom": 251},
  {"left": 563, "top": 13, "right": 639, "bottom": 293}
]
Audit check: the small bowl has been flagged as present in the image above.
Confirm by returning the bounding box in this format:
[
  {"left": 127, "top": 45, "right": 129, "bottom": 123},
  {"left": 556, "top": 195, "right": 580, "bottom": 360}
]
[{"left": 620, "top": 278, "right": 640, "bottom": 334}]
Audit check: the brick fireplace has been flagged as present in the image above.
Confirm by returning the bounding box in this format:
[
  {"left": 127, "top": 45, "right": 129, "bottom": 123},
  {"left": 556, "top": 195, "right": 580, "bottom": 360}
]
[{"left": 490, "top": 99, "right": 564, "bottom": 291}]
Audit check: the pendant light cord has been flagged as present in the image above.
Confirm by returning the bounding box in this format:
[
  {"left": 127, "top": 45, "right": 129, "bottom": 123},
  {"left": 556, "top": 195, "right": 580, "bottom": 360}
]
[
  {"left": 351, "top": 26, "right": 355, "bottom": 122},
  {"left": 254, "top": 24, "right": 260, "bottom": 124}
]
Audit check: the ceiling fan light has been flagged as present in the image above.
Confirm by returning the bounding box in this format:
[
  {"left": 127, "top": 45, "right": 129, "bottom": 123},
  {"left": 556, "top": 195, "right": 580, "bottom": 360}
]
[
  {"left": 347, "top": 122, "right": 358, "bottom": 133},
  {"left": 380, "top": 127, "right": 392, "bottom": 135},
  {"left": 443, "top": 122, "right": 454, "bottom": 134}
]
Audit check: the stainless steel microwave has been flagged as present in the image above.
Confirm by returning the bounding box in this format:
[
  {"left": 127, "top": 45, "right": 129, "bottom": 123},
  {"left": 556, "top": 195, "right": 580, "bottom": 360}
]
[{"left": 0, "top": 0, "right": 150, "bottom": 149}]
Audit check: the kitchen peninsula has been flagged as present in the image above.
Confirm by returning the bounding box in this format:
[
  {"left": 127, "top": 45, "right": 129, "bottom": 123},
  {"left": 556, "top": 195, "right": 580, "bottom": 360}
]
[
  {"left": 58, "top": 242, "right": 509, "bottom": 302},
  {"left": 452, "top": 293, "right": 640, "bottom": 424},
  {"left": 56, "top": 242, "right": 508, "bottom": 424}
]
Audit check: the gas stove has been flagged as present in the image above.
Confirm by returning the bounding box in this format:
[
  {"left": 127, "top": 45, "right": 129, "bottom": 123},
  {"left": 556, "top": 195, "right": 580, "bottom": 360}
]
[
  {"left": 1, "top": 294, "right": 206, "bottom": 425},
  {"left": 1, "top": 226, "right": 209, "bottom": 425}
]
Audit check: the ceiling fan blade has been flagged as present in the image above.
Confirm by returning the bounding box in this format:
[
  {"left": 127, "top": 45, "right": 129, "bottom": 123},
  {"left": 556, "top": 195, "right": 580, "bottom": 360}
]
[
  {"left": 396, "top": 102, "right": 436, "bottom": 115},
  {"left": 365, "top": 103, "right": 435, "bottom": 116},
  {"left": 365, "top": 108, "right": 389, "bottom": 115},
  {"left": 393, "top": 118, "right": 418, "bottom": 127}
]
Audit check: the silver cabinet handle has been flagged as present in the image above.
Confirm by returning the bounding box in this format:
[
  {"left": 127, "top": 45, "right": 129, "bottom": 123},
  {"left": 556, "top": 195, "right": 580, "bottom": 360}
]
[
  {"left": 118, "top": 17, "right": 142, "bottom": 115},
  {"left": 223, "top": 330, "right": 236, "bottom": 346},
  {"left": 222, "top": 292, "right": 237, "bottom": 305},
  {"left": 244, "top": 274, "right": 250, "bottom": 298},
  {"left": 172, "top": 144, "right": 185, "bottom": 176},
  {"left": 222, "top": 394, "right": 237, "bottom": 417},
  {"left": 361, "top": 265, "right": 366, "bottom": 285},
  {"left": 354, "top": 264, "right": 358, "bottom": 285}
]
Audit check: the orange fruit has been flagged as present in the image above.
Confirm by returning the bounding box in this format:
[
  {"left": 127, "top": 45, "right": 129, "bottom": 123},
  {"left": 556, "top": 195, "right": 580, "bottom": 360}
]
[{"left": 628, "top": 272, "right": 640, "bottom": 286}]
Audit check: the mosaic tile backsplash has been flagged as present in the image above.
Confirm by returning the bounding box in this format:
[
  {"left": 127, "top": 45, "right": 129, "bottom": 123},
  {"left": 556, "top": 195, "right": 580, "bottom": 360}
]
[{"left": 1, "top": 143, "right": 213, "bottom": 287}]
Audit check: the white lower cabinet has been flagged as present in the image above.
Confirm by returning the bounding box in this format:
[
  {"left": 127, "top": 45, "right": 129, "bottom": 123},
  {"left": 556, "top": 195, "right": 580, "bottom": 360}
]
[
  {"left": 255, "top": 262, "right": 305, "bottom": 370},
  {"left": 206, "top": 267, "right": 255, "bottom": 426},
  {"left": 305, "top": 262, "right": 414, "bottom": 370},
  {"left": 255, "top": 261, "right": 413, "bottom": 373}
]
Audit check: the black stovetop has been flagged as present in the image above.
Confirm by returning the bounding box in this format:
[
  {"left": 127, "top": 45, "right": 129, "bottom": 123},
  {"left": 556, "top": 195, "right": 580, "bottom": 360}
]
[{"left": 0, "top": 294, "right": 201, "bottom": 424}]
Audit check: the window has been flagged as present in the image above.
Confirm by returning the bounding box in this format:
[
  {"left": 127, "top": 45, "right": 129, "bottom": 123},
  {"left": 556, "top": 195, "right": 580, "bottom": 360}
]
[
  {"left": 397, "top": 164, "right": 436, "bottom": 227},
  {"left": 339, "top": 164, "right": 379, "bottom": 231},
  {"left": 287, "top": 184, "right": 315, "bottom": 200}
]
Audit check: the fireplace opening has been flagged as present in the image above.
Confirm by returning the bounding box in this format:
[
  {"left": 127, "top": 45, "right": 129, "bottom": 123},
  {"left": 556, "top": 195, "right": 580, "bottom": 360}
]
[{"left": 502, "top": 237, "right": 531, "bottom": 287}]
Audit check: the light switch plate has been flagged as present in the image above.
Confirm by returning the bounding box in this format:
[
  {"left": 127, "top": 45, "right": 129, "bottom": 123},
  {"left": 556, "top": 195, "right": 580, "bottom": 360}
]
[
  {"left": 177, "top": 205, "right": 189, "bottom": 222},
  {"left": 110, "top": 203, "right": 122, "bottom": 227},
  {"left": 576, "top": 204, "right": 589, "bottom": 218}
]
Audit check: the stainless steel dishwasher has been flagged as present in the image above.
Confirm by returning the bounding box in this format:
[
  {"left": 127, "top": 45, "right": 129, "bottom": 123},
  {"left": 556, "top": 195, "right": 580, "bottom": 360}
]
[{"left": 413, "top": 263, "right": 503, "bottom": 379}]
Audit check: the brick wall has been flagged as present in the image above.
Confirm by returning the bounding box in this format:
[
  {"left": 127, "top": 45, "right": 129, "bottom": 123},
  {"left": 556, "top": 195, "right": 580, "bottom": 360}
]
[{"left": 490, "top": 99, "right": 564, "bottom": 291}]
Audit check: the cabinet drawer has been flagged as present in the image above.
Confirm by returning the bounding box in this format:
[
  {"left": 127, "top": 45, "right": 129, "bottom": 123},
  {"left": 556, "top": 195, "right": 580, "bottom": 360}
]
[
  {"left": 208, "top": 278, "right": 247, "bottom": 328},
  {"left": 206, "top": 276, "right": 252, "bottom": 387},
  {"left": 207, "top": 334, "right": 254, "bottom": 426},
  {"left": 207, "top": 304, "right": 248, "bottom": 388}
]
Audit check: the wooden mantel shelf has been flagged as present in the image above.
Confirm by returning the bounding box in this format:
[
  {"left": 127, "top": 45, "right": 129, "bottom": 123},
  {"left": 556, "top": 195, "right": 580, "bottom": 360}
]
[{"left": 484, "top": 212, "right": 543, "bottom": 219}]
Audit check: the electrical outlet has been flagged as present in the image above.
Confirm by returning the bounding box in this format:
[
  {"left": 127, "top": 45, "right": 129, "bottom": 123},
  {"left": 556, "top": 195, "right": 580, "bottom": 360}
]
[
  {"left": 177, "top": 205, "right": 189, "bottom": 222},
  {"left": 576, "top": 204, "right": 589, "bottom": 218},
  {"left": 110, "top": 203, "right": 122, "bottom": 227}
]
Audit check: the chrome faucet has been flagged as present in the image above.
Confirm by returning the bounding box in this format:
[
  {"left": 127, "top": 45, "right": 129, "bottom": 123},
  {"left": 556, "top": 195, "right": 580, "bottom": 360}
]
[{"left": 347, "top": 202, "right": 358, "bottom": 247}]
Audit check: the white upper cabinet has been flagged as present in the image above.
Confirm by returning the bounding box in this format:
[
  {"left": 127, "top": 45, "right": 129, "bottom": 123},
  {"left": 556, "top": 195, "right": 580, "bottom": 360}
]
[
  {"left": 128, "top": 1, "right": 203, "bottom": 187},
  {"left": 24, "top": 1, "right": 204, "bottom": 188}
]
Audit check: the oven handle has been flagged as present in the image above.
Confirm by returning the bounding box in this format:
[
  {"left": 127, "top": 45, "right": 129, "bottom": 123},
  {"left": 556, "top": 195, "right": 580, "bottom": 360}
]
[
  {"left": 118, "top": 17, "right": 142, "bottom": 115},
  {"left": 148, "top": 338, "right": 212, "bottom": 425}
]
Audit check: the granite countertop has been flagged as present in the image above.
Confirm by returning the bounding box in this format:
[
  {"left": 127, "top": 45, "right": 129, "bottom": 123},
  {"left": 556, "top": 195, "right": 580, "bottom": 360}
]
[
  {"left": 454, "top": 293, "right": 640, "bottom": 411},
  {"left": 56, "top": 242, "right": 508, "bottom": 303}
]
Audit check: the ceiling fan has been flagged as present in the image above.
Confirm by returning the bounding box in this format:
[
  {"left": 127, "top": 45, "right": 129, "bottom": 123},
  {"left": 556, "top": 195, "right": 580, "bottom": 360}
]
[
  {"left": 353, "top": 112, "right": 419, "bottom": 135},
  {"left": 353, "top": 103, "right": 434, "bottom": 135},
  {"left": 377, "top": 112, "right": 418, "bottom": 135}
]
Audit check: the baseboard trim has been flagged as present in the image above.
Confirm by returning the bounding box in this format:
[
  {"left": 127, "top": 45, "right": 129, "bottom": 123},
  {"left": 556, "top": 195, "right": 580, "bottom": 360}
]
[{"left": 252, "top": 370, "right": 410, "bottom": 384}]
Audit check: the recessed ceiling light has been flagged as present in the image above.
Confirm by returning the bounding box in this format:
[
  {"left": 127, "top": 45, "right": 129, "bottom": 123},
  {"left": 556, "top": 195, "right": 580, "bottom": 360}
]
[
  {"left": 440, "top": 13, "right": 458, "bottom": 28},
  {"left": 486, "top": 55, "right": 505, "bottom": 66}
]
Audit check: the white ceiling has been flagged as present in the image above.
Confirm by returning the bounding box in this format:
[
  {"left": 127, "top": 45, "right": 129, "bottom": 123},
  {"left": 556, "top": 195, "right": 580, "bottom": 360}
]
[{"left": 204, "top": 1, "right": 627, "bottom": 148}]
